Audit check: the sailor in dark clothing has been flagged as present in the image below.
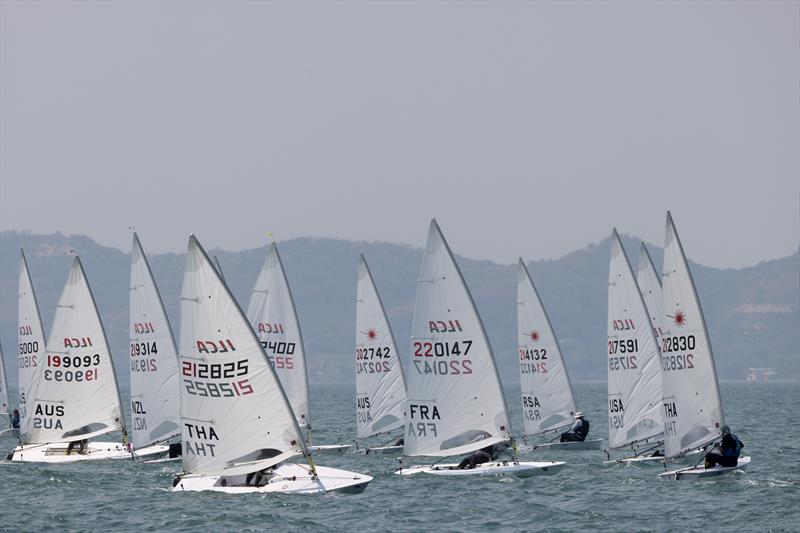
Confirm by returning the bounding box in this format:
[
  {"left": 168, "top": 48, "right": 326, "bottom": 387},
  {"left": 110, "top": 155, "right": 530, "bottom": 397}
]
[
  {"left": 11, "top": 410, "right": 20, "bottom": 430},
  {"left": 560, "top": 412, "right": 590, "bottom": 442},
  {"left": 67, "top": 438, "right": 88, "bottom": 455},
  {"left": 704, "top": 425, "right": 743, "bottom": 468},
  {"left": 457, "top": 443, "right": 508, "bottom": 469}
]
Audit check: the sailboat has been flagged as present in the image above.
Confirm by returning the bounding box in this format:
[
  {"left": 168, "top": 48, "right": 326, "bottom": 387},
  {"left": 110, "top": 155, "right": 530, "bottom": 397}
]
[
  {"left": 10, "top": 256, "right": 133, "bottom": 462},
  {"left": 396, "top": 220, "right": 565, "bottom": 477},
  {"left": 354, "top": 254, "right": 406, "bottom": 455},
  {"left": 129, "top": 233, "right": 181, "bottom": 461},
  {"left": 171, "top": 236, "right": 371, "bottom": 494},
  {"left": 658, "top": 212, "right": 751, "bottom": 480},
  {"left": 17, "top": 250, "right": 47, "bottom": 436},
  {"left": 0, "top": 344, "right": 11, "bottom": 435},
  {"left": 604, "top": 230, "right": 664, "bottom": 463},
  {"left": 246, "top": 242, "right": 351, "bottom": 454},
  {"left": 517, "top": 259, "right": 602, "bottom": 451}
]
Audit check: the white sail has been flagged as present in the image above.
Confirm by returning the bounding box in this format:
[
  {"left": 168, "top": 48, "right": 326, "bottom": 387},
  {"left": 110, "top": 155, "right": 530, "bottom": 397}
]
[
  {"left": 404, "top": 219, "right": 511, "bottom": 457},
  {"left": 606, "top": 230, "right": 663, "bottom": 450},
  {"left": 245, "top": 243, "right": 310, "bottom": 429},
  {"left": 517, "top": 259, "right": 578, "bottom": 437},
  {"left": 637, "top": 242, "right": 663, "bottom": 339},
  {"left": 179, "top": 235, "right": 306, "bottom": 476},
  {"left": 18, "top": 250, "right": 47, "bottom": 429},
  {"left": 0, "top": 344, "right": 9, "bottom": 419},
  {"left": 661, "top": 212, "right": 725, "bottom": 458},
  {"left": 129, "top": 233, "right": 181, "bottom": 449},
  {"left": 21, "top": 257, "right": 126, "bottom": 445},
  {"left": 355, "top": 254, "right": 406, "bottom": 439}
]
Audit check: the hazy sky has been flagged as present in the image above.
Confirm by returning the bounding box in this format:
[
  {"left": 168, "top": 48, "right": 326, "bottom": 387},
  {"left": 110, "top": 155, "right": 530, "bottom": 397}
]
[{"left": 1, "top": 1, "right": 798, "bottom": 268}]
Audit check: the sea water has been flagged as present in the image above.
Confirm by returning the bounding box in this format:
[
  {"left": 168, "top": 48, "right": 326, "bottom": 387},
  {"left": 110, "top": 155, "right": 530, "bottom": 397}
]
[{"left": 1, "top": 381, "right": 798, "bottom": 532}]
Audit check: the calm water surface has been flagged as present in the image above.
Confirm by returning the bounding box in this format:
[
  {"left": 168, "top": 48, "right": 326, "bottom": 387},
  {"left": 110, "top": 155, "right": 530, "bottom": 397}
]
[{"left": 1, "top": 382, "right": 798, "bottom": 532}]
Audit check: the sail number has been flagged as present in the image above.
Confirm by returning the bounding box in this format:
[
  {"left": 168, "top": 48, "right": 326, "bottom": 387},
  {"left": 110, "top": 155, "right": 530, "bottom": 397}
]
[
  {"left": 519, "top": 348, "right": 547, "bottom": 360},
  {"left": 260, "top": 341, "right": 295, "bottom": 370},
  {"left": 130, "top": 341, "right": 158, "bottom": 356},
  {"left": 661, "top": 335, "right": 696, "bottom": 353},
  {"left": 608, "top": 356, "right": 637, "bottom": 371},
  {"left": 44, "top": 354, "right": 101, "bottom": 382},
  {"left": 18, "top": 355, "right": 38, "bottom": 368},
  {"left": 607, "top": 339, "right": 638, "bottom": 354},
  {"left": 413, "top": 359, "right": 472, "bottom": 375},
  {"left": 662, "top": 354, "right": 694, "bottom": 371},
  {"left": 357, "top": 361, "right": 391, "bottom": 374},
  {"left": 413, "top": 340, "right": 472, "bottom": 357},
  {"left": 660, "top": 335, "right": 696, "bottom": 372},
  {"left": 356, "top": 347, "right": 392, "bottom": 360},
  {"left": 182, "top": 360, "right": 253, "bottom": 397},
  {"left": 19, "top": 341, "right": 40, "bottom": 355}
]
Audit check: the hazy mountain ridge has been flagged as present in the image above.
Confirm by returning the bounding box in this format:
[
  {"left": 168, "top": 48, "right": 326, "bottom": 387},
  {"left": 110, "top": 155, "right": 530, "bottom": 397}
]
[{"left": 1, "top": 230, "right": 797, "bottom": 388}]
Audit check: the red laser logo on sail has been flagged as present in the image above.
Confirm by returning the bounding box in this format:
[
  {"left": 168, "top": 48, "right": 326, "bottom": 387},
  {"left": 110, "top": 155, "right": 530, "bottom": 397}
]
[
  {"left": 669, "top": 310, "right": 687, "bottom": 328},
  {"left": 363, "top": 329, "right": 378, "bottom": 341},
  {"left": 527, "top": 330, "right": 541, "bottom": 342}
]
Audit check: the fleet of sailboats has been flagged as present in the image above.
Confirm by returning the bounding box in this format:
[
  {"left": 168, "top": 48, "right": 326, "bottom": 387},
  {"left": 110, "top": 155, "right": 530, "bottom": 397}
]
[{"left": 0, "top": 212, "right": 750, "bottom": 486}]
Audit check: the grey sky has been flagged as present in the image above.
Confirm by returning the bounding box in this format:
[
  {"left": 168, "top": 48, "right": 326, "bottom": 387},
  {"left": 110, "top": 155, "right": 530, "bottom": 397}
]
[{"left": 1, "top": 1, "right": 798, "bottom": 268}]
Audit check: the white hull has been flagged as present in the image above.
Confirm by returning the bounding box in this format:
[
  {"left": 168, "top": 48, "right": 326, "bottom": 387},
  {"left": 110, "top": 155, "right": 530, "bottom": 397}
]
[
  {"left": 133, "top": 444, "right": 172, "bottom": 460},
  {"left": 526, "top": 438, "right": 603, "bottom": 451},
  {"left": 659, "top": 456, "right": 751, "bottom": 480},
  {"left": 396, "top": 460, "right": 566, "bottom": 477},
  {"left": 307, "top": 443, "right": 353, "bottom": 455},
  {"left": 10, "top": 441, "right": 133, "bottom": 463},
  {"left": 356, "top": 445, "right": 403, "bottom": 455},
  {"left": 172, "top": 463, "right": 372, "bottom": 494}
]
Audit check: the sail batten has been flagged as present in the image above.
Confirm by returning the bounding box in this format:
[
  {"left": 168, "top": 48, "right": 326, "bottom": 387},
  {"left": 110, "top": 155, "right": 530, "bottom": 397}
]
[
  {"left": 403, "top": 220, "right": 511, "bottom": 457},
  {"left": 246, "top": 243, "right": 311, "bottom": 429},
  {"left": 356, "top": 255, "right": 407, "bottom": 439},
  {"left": 606, "top": 230, "right": 664, "bottom": 450},
  {"left": 517, "top": 259, "right": 578, "bottom": 439},
  {"left": 180, "top": 236, "right": 306, "bottom": 476},
  {"left": 129, "top": 234, "right": 181, "bottom": 449},
  {"left": 661, "top": 212, "right": 725, "bottom": 459},
  {"left": 21, "top": 257, "right": 126, "bottom": 445}
]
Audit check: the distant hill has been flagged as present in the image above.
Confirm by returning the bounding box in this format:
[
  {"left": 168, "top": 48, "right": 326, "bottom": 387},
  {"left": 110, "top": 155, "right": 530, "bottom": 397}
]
[{"left": 1, "top": 230, "right": 798, "bottom": 388}]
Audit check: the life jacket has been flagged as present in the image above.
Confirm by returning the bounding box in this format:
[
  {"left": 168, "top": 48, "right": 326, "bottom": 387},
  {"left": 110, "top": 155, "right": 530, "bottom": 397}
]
[
  {"left": 574, "top": 419, "right": 590, "bottom": 440},
  {"left": 722, "top": 433, "right": 744, "bottom": 457}
]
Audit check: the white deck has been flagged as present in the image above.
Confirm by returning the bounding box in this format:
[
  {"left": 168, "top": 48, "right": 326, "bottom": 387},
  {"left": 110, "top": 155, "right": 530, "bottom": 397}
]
[
  {"left": 396, "top": 460, "right": 566, "bottom": 477},
  {"left": 171, "top": 463, "right": 372, "bottom": 494}
]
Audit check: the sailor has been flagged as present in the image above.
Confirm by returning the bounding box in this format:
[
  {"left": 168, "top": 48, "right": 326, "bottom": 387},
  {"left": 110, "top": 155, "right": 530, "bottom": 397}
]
[
  {"left": 704, "top": 425, "right": 743, "bottom": 468},
  {"left": 67, "top": 438, "right": 88, "bottom": 455},
  {"left": 11, "top": 409, "right": 20, "bottom": 430},
  {"left": 560, "top": 412, "right": 590, "bottom": 442},
  {"left": 457, "top": 443, "right": 508, "bottom": 469}
]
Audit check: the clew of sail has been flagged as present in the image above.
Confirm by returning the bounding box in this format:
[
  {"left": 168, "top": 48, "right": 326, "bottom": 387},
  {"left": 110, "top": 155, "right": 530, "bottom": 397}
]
[
  {"left": 21, "top": 257, "right": 126, "bottom": 445},
  {"left": 246, "top": 243, "right": 310, "bottom": 430},
  {"left": 129, "top": 233, "right": 181, "bottom": 449},
  {"left": 18, "top": 250, "right": 47, "bottom": 430},
  {"left": 517, "top": 259, "right": 578, "bottom": 438},
  {"left": 180, "top": 236, "right": 306, "bottom": 477},
  {"left": 661, "top": 212, "right": 724, "bottom": 458},
  {"left": 403, "top": 219, "right": 511, "bottom": 458},
  {"left": 356, "top": 254, "right": 407, "bottom": 439},
  {"left": 607, "top": 230, "right": 663, "bottom": 450}
]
